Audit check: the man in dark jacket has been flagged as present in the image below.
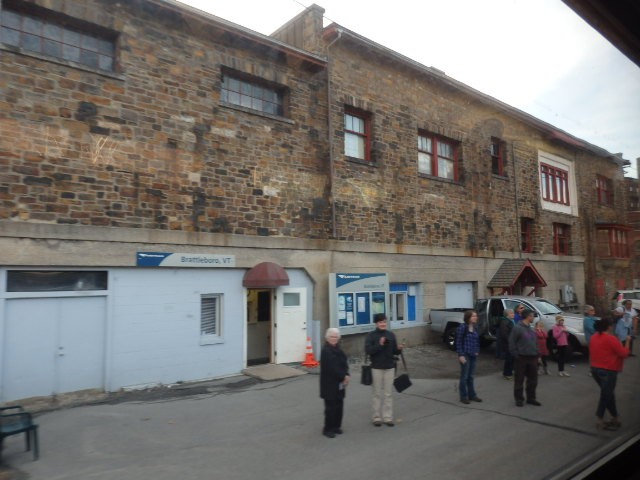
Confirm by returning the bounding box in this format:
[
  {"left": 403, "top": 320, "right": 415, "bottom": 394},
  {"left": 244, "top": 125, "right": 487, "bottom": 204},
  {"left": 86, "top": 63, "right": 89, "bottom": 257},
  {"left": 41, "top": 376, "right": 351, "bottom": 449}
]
[
  {"left": 509, "top": 309, "right": 541, "bottom": 407},
  {"left": 365, "top": 313, "right": 403, "bottom": 426},
  {"left": 320, "top": 328, "right": 350, "bottom": 438},
  {"left": 499, "top": 309, "right": 516, "bottom": 379}
]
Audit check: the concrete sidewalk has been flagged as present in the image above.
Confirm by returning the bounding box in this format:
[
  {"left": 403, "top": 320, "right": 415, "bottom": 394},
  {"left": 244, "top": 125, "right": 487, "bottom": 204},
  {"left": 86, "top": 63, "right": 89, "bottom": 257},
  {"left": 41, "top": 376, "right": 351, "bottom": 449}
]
[{"left": 2, "top": 346, "right": 640, "bottom": 480}]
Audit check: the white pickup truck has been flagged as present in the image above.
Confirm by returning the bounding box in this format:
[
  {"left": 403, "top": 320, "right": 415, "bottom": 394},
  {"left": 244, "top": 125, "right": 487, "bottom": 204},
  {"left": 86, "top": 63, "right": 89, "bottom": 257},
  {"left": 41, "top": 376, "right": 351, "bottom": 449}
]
[{"left": 429, "top": 295, "right": 587, "bottom": 357}]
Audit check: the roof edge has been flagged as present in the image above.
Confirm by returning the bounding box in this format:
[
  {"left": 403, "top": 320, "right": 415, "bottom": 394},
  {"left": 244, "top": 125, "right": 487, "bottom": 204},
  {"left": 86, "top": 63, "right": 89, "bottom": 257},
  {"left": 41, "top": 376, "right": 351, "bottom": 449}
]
[
  {"left": 324, "top": 23, "right": 629, "bottom": 164},
  {"left": 152, "top": 0, "right": 327, "bottom": 67}
]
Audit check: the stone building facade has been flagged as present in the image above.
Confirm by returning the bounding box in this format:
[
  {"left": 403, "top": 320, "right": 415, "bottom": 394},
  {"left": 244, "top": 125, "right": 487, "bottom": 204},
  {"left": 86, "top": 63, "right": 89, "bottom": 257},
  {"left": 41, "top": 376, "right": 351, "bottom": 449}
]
[{"left": 0, "top": 0, "right": 632, "bottom": 401}]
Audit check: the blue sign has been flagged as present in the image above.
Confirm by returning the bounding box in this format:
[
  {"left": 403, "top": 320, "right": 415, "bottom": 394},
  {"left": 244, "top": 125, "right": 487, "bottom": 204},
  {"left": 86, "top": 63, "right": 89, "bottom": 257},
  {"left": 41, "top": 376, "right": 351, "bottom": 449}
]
[
  {"left": 335, "top": 273, "right": 386, "bottom": 288},
  {"left": 137, "top": 252, "right": 236, "bottom": 267}
]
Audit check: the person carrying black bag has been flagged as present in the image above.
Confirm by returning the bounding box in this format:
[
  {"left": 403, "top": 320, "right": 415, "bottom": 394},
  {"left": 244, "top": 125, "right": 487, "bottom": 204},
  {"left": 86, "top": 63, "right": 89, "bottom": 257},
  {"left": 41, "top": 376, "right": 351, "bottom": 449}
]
[
  {"left": 365, "top": 313, "right": 404, "bottom": 427},
  {"left": 320, "top": 328, "right": 350, "bottom": 438}
]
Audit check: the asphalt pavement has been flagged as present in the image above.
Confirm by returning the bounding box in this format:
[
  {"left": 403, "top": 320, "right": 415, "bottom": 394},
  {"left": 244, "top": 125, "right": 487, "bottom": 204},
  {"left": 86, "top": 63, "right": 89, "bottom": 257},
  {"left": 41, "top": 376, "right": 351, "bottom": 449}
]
[{"left": 2, "top": 343, "right": 640, "bottom": 480}]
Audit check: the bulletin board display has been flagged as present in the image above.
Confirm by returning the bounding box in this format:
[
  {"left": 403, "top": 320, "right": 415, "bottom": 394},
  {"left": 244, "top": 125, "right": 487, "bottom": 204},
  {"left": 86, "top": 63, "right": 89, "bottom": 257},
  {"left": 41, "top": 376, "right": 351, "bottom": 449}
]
[{"left": 329, "top": 273, "right": 389, "bottom": 335}]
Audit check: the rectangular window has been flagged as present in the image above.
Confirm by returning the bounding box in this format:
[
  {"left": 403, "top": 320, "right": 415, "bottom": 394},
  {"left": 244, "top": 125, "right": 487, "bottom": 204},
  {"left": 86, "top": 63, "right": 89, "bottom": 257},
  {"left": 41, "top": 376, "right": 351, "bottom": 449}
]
[
  {"left": 201, "top": 294, "right": 222, "bottom": 337},
  {"left": 521, "top": 218, "right": 533, "bottom": 253},
  {"left": 7, "top": 270, "right": 108, "bottom": 292},
  {"left": 344, "top": 107, "right": 371, "bottom": 161},
  {"left": 418, "top": 132, "right": 458, "bottom": 180},
  {"left": 540, "top": 164, "right": 570, "bottom": 205},
  {"left": 553, "top": 223, "right": 570, "bottom": 256},
  {"left": 0, "top": 3, "right": 116, "bottom": 71},
  {"left": 596, "top": 175, "right": 613, "bottom": 206},
  {"left": 596, "top": 226, "right": 630, "bottom": 258},
  {"left": 221, "top": 73, "right": 284, "bottom": 116},
  {"left": 490, "top": 138, "right": 506, "bottom": 176}
]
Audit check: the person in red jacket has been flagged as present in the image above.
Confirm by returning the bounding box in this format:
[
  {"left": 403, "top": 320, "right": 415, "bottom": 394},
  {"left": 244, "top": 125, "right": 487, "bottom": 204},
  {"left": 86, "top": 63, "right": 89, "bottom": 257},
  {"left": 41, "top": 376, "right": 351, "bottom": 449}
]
[{"left": 589, "top": 317, "right": 631, "bottom": 430}]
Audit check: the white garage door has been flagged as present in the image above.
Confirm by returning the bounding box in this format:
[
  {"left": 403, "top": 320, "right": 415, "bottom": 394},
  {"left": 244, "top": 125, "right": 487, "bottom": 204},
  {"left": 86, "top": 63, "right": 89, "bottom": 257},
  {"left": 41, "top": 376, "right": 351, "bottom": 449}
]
[
  {"left": 2, "top": 296, "right": 106, "bottom": 402},
  {"left": 445, "top": 282, "right": 474, "bottom": 309}
]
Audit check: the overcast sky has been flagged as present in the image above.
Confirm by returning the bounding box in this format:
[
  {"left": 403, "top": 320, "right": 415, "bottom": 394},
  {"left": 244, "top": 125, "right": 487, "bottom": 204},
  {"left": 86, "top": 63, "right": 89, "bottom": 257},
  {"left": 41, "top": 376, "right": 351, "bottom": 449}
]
[{"left": 178, "top": 0, "right": 640, "bottom": 178}]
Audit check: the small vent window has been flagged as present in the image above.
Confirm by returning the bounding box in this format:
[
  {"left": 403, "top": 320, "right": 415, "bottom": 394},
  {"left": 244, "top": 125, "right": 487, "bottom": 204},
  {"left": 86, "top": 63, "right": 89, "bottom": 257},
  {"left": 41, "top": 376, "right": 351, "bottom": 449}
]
[{"left": 201, "top": 294, "right": 222, "bottom": 337}]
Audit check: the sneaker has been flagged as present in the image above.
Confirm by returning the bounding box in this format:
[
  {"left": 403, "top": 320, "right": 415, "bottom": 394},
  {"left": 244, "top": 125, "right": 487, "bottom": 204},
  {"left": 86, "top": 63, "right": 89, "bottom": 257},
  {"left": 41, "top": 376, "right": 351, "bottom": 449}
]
[
  {"left": 460, "top": 398, "right": 470, "bottom": 405},
  {"left": 385, "top": 421, "right": 395, "bottom": 427},
  {"left": 373, "top": 420, "right": 382, "bottom": 427},
  {"left": 333, "top": 428, "right": 343, "bottom": 435},
  {"left": 471, "top": 397, "right": 483, "bottom": 402},
  {"left": 322, "top": 431, "right": 336, "bottom": 438},
  {"left": 563, "top": 371, "right": 571, "bottom": 377},
  {"left": 526, "top": 399, "right": 542, "bottom": 406},
  {"left": 503, "top": 376, "right": 513, "bottom": 380}
]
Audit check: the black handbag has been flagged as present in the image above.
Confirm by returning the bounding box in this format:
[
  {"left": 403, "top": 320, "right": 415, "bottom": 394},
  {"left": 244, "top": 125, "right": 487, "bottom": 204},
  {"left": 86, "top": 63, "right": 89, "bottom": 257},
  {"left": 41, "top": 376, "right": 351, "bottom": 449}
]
[
  {"left": 393, "top": 352, "right": 412, "bottom": 392},
  {"left": 361, "top": 356, "right": 372, "bottom": 386}
]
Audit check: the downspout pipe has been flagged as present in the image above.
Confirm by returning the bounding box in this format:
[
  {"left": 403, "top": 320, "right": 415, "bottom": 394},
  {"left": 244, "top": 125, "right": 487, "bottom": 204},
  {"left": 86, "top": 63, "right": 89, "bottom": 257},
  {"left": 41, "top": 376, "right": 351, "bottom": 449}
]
[
  {"left": 326, "top": 29, "right": 342, "bottom": 239},
  {"left": 511, "top": 142, "right": 522, "bottom": 259}
]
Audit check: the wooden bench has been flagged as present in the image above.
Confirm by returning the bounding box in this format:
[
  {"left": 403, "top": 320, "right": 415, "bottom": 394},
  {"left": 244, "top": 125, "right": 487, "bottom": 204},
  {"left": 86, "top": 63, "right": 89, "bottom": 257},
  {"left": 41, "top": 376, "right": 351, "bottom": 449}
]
[{"left": 0, "top": 406, "right": 39, "bottom": 462}]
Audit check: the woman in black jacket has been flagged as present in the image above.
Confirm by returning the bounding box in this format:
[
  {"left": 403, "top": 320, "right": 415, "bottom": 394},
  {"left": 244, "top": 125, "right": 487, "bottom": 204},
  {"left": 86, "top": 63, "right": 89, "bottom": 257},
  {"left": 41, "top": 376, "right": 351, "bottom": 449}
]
[{"left": 320, "top": 328, "right": 350, "bottom": 438}]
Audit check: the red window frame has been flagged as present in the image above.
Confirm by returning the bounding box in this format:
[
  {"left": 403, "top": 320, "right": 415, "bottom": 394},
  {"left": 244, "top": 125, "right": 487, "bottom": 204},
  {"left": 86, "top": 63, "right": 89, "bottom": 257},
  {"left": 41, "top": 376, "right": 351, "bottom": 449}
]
[
  {"left": 490, "top": 138, "right": 506, "bottom": 176},
  {"left": 596, "top": 175, "right": 613, "bottom": 206},
  {"left": 540, "top": 164, "right": 570, "bottom": 205},
  {"left": 553, "top": 223, "right": 570, "bottom": 255},
  {"left": 596, "top": 225, "right": 630, "bottom": 258},
  {"left": 520, "top": 217, "right": 533, "bottom": 253},
  {"left": 417, "top": 131, "right": 459, "bottom": 180},
  {"left": 344, "top": 107, "right": 371, "bottom": 162}
]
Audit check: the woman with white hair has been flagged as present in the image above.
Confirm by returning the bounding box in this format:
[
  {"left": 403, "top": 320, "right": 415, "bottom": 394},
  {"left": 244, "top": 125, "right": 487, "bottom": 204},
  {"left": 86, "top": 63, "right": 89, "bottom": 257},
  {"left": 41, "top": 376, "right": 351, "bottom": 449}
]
[{"left": 320, "top": 328, "right": 350, "bottom": 438}]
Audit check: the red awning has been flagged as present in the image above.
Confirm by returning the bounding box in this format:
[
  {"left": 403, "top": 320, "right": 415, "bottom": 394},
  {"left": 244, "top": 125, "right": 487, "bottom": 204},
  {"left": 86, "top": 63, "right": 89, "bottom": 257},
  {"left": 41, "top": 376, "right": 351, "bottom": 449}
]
[{"left": 242, "top": 262, "right": 289, "bottom": 288}]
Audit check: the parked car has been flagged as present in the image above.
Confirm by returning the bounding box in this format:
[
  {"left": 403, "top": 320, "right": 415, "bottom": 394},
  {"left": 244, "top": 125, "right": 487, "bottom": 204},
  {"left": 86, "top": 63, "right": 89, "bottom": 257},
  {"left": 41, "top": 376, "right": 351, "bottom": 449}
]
[
  {"left": 429, "top": 295, "right": 587, "bottom": 357},
  {"left": 613, "top": 290, "right": 640, "bottom": 311}
]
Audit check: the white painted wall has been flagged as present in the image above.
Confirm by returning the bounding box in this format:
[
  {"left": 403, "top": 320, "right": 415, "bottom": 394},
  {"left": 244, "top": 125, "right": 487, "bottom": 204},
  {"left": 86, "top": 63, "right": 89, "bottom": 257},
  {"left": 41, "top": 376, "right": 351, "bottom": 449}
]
[{"left": 109, "top": 268, "right": 246, "bottom": 389}]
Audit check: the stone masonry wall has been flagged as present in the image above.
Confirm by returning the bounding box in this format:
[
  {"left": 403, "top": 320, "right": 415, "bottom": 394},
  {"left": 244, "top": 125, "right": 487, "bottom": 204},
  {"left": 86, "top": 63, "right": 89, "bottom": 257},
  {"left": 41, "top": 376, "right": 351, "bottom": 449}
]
[
  {"left": 327, "top": 38, "right": 627, "bottom": 265},
  {"left": 0, "top": 0, "right": 331, "bottom": 239}
]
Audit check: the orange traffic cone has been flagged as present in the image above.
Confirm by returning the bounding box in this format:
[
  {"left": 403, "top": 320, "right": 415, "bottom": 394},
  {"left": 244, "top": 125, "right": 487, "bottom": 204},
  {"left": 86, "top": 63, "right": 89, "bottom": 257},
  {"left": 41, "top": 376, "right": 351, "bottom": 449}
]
[{"left": 301, "top": 336, "right": 320, "bottom": 367}]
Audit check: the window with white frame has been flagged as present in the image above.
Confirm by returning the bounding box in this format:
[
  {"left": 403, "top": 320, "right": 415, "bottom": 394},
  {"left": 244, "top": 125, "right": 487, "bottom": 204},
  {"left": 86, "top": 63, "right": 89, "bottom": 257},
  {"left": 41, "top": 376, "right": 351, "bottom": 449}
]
[
  {"left": 201, "top": 294, "right": 222, "bottom": 338},
  {"left": 389, "top": 283, "right": 420, "bottom": 325},
  {"left": 0, "top": 1, "right": 116, "bottom": 71},
  {"left": 344, "top": 107, "right": 371, "bottom": 161},
  {"left": 538, "top": 152, "right": 577, "bottom": 216},
  {"left": 418, "top": 132, "right": 458, "bottom": 180}
]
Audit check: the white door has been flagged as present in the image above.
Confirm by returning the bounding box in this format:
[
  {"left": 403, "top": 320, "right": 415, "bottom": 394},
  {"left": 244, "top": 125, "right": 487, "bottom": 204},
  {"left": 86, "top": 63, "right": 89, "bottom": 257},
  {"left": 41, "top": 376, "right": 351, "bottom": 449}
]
[
  {"left": 274, "top": 287, "right": 307, "bottom": 364},
  {"left": 445, "top": 282, "right": 474, "bottom": 308},
  {"left": 3, "top": 297, "right": 106, "bottom": 402}
]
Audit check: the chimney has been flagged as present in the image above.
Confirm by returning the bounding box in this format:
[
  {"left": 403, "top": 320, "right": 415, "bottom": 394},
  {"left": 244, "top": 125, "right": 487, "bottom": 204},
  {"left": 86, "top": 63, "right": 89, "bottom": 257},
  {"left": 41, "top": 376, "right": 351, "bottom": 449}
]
[{"left": 270, "top": 4, "right": 326, "bottom": 55}]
